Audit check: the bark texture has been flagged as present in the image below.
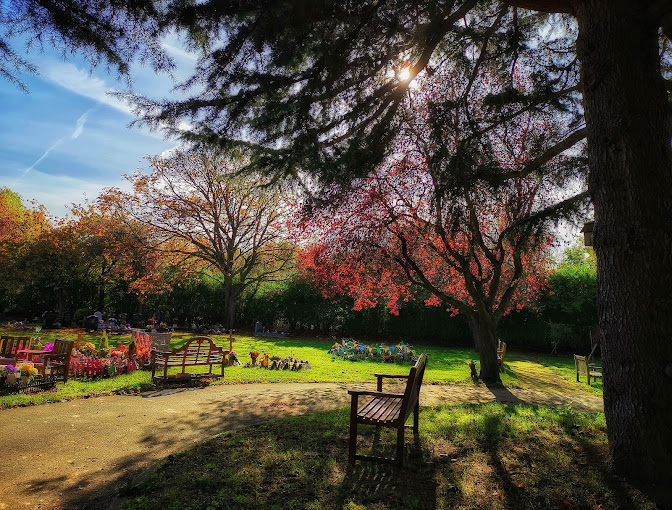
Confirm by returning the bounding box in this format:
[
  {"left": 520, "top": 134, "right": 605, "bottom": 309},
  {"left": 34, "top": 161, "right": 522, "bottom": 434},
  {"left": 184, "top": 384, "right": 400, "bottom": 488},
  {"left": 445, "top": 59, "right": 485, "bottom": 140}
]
[
  {"left": 470, "top": 314, "right": 501, "bottom": 382},
  {"left": 574, "top": 0, "right": 672, "bottom": 492}
]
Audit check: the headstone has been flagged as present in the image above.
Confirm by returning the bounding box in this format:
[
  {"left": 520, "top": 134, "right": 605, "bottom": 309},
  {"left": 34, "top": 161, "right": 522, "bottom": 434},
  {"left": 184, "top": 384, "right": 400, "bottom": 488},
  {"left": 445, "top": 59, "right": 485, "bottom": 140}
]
[
  {"left": 131, "top": 313, "right": 144, "bottom": 328},
  {"left": 83, "top": 315, "right": 99, "bottom": 332},
  {"left": 43, "top": 311, "right": 58, "bottom": 328}
]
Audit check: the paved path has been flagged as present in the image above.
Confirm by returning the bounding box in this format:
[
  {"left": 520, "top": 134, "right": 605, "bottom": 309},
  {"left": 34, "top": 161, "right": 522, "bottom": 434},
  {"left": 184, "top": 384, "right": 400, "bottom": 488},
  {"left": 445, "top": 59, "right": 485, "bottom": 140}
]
[{"left": 0, "top": 380, "right": 602, "bottom": 509}]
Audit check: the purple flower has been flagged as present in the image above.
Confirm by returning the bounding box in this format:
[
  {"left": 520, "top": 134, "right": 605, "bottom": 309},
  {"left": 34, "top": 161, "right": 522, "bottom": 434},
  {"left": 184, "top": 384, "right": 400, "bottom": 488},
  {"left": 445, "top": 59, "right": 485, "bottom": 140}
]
[
  {"left": 43, "top": 342, "right": 55, "bottom": 352},
  {"left": 6, "top": 365, "right": 15, "bottom": 372}
]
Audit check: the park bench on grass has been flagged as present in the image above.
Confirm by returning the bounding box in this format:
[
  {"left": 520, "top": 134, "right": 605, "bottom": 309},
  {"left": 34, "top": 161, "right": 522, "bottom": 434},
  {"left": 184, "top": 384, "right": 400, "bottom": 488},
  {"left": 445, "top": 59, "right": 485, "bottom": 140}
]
[
  {"left": 574, "top": 354, "right": 602, "bottom": 386},
  {"left": 497, "top": 340, "right": 507, "bottom": 370},
  {"left": 348, "top": 353, "right": 427, "bottom": 467},
  {"left": 151, "top": 336, "right": 229, "bottom": 381}
]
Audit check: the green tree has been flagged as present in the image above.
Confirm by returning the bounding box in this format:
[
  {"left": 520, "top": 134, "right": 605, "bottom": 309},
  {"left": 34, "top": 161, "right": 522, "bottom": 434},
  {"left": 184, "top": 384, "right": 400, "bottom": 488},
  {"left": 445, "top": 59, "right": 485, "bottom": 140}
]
[{"left": 539, "top": 243, "right": 597, "bottom": 353}]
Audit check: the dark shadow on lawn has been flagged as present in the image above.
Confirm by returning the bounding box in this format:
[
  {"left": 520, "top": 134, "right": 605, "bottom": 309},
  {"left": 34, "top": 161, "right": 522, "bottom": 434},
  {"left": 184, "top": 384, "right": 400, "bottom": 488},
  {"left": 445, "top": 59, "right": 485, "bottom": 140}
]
[
  {"left": 58, "top": 406, "right": 443, "bottom": 509},
  {"left": 485, "top": 381, "right": 524, "bottom": 405}
]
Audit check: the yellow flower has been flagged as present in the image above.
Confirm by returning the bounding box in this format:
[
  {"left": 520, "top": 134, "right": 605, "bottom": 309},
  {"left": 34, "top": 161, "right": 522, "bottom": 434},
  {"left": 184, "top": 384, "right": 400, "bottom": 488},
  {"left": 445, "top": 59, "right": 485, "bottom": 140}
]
[{"left": 20, "top": 363, "right": 33, "bottom": 371}]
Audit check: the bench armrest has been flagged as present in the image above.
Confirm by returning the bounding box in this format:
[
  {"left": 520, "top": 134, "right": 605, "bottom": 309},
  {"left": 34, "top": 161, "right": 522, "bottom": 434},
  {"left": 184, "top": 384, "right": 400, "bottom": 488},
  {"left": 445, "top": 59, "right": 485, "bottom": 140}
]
[
  {"left": 348, "top": 390, "right": 405, "bottom": 399},
  {"left": 374, "top": 373, "right": 410, "bottom": 391}
]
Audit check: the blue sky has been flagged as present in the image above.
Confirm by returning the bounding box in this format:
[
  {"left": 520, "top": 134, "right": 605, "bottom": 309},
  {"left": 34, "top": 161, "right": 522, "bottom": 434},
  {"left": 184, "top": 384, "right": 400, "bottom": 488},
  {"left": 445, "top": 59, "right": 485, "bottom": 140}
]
[{"left": 0, "top": 34, "right": 197, "bottom": 217}]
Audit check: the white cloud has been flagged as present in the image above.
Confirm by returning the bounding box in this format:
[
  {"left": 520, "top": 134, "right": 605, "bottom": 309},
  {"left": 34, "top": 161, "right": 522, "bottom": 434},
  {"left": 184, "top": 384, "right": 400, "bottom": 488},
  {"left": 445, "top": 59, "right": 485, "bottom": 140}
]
[
  {"left": 159, "top": 147, "right": 178, "bottom": 159},
  {"left": 10, "top": 170, "right": 132, "bottom": 218},
  {"left": 17, "top": 108, "right": 93, "bottom": 180},
  {"left": 71, "top": 109, "right": 92, "bottom": 139},
  {"left": 41, "top": 61, "right": 132, "bottom": 115},
  {"left": 161, "top": 40, "right": 199, "bottom": 63},
  {"left": 18, "top": 137, "right": 66, "bottom": 178}
]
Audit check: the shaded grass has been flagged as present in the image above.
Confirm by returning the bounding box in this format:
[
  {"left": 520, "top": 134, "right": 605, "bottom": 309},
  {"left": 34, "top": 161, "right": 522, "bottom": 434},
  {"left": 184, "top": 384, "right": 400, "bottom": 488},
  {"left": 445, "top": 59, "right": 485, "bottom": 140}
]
[
  {"left": 0, "top": 329, "right": 601, "bottom": 407},
  {"left": 116, "top": 403, "right": 653, "bottom": 510}
]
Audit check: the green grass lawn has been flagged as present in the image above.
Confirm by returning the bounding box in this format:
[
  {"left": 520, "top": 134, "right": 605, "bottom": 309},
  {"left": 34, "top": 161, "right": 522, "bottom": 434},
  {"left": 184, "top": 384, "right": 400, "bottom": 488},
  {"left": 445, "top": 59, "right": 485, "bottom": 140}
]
[
  {"left": 113, "top": 403, "right": 653, "bottom": 510},
  {"left": 0, "top": 328, "right": 602, "bottom": 407}
]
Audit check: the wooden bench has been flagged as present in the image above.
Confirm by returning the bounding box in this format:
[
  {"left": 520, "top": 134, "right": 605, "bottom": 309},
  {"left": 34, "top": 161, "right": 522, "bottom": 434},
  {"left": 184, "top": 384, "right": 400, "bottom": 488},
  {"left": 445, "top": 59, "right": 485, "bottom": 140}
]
[
  {"left": 574, "top": 354, "right": 602, "bottom": 385},
  {"left": 150, "top": 336, "right": 229, "bottom": 381},
  {"left": 348, "top": 353, "right": 427, "bottom": 466},
  {"left": 36, "top": 339, "right": 74, "bottom": 382},
  {"left": 497, "top": 340, "right": 507, "bottom": 370}
]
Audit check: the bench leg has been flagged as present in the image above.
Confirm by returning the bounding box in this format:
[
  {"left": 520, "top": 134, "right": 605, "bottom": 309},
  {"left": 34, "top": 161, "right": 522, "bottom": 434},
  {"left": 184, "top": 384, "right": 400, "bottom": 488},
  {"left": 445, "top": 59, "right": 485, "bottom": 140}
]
[
  {"left": 413, "top": 402, "right": 419, "bottom": 435},
  {"left": 396, "top": 426, "right": 405, "bottom": 467},
  {"left": 349, "top": 394, "right": 358, "bottom": 464}
]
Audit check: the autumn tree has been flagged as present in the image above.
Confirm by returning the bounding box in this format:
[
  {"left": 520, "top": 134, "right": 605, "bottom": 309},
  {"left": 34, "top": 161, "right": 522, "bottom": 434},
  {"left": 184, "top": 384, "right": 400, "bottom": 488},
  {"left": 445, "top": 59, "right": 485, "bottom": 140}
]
[
  {"left": 112, "top": 150, "right": 295, "bottom": 328},
  {"left": 0, "top": 188, "right": 51, "bottom": 313},
  {"left": 69, "top": 203, "right": 168, "bottom": 313}
]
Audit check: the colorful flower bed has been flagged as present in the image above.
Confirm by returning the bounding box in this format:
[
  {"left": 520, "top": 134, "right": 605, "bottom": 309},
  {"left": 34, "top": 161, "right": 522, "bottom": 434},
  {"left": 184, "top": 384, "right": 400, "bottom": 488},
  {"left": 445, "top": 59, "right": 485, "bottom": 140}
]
[
  {"left": 68, "top": 332, "right": 153, "bottom": 379},
  {"left": 329, "top": 339, "right": 417, "bottom": 363}
]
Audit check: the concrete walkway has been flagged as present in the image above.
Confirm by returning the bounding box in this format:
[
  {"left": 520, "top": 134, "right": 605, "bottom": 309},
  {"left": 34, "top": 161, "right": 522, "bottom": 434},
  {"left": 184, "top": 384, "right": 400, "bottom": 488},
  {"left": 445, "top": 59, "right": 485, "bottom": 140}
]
[{"left": 0, "top": 380, "right": 603, "bottom": 509}]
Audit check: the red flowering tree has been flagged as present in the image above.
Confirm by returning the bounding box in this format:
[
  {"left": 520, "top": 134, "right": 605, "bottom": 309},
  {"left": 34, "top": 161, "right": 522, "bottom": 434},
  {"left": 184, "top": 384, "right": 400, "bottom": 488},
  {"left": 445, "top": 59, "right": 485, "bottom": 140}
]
[
  {"left": 301, "top": 166, "right": 571, "bottom": 381},
  {"left": 299, "top": 74, "right": 587, "bottom": 382}
]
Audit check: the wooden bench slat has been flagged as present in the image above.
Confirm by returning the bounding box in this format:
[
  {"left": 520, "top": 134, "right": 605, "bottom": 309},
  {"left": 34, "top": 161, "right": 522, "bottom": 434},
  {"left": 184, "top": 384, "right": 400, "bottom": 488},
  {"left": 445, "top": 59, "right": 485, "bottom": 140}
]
[
  {"left": 361, "top": 399, "right": 401, "bottom": 424},
  {"left": 360, "top": 396, "right": 392, "bottom": 420}
]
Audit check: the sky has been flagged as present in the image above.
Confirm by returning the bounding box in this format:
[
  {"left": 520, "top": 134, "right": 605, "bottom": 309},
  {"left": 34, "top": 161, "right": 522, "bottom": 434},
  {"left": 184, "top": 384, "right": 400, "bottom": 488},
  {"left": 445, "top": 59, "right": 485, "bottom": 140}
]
[{"left": 0, "top": 33, "right": 197, "bottom": 217}]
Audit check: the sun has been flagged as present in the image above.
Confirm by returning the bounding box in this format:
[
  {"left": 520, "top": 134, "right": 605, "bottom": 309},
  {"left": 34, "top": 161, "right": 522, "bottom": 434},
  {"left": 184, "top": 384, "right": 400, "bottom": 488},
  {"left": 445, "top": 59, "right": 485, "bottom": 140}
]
[{"left": 398, "top": 67, "right": 420, "bottom": 89}]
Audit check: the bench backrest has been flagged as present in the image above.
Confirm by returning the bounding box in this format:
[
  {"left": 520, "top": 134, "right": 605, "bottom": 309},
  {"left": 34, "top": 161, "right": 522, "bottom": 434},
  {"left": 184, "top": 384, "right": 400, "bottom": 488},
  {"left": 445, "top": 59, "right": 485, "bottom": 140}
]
[
  {"left": 401, "top": 353, "right": 427, "bottom": 419},
  {"left": 165, "top": 336, "right": 226, "bottom": 363},
  {"left": 574, "top": 354, "right": 588, "bottom": 374},
  {"left": 0, "top": 336, "right": 31, "bottom": 357},
  {"left": 146, "top": 331, "right": 172, "bottom": 352},
  {"left": 47, "top": 339, "right": 74, "bottom": 364}
]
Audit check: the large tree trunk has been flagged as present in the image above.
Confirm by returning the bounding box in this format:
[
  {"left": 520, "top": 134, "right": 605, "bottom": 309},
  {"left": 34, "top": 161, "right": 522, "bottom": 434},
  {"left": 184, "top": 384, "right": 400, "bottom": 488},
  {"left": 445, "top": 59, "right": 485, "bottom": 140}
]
[
  {"left": 223, "top": 283, "right": 237, "bottom": 330},
  {"left": 575, "top": 0, "right": 672, "bottom": 494},
  {"left": 470, "top": 313, "right": 501, "bottom": 383}
]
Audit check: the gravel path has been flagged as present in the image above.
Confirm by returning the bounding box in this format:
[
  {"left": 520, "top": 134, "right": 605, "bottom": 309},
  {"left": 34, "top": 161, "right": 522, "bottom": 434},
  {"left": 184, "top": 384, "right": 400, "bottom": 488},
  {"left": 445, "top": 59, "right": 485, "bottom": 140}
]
[{"left": 0, "top": 379, "right": 603, "bottom": 509}]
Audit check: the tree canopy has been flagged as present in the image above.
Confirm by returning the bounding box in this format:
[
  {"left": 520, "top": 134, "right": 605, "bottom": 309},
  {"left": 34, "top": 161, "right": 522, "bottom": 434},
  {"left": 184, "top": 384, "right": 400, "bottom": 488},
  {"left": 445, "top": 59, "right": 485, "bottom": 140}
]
[{"left": 0, "top": 0, "right": 172, "bottom": 91}]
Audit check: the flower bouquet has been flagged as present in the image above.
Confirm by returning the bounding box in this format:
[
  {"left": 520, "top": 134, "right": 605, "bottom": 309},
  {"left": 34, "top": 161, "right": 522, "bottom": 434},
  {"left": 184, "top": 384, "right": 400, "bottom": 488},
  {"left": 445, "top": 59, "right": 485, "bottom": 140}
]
[
  {"left": 4, "top": 364, "right": 18, "bottom": 384},
  {"left": 249, "top": 351, "right": 260, "bottom": 365},
  {"left": 19, "top": 363, "right": 39, "bottom": 383}
]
